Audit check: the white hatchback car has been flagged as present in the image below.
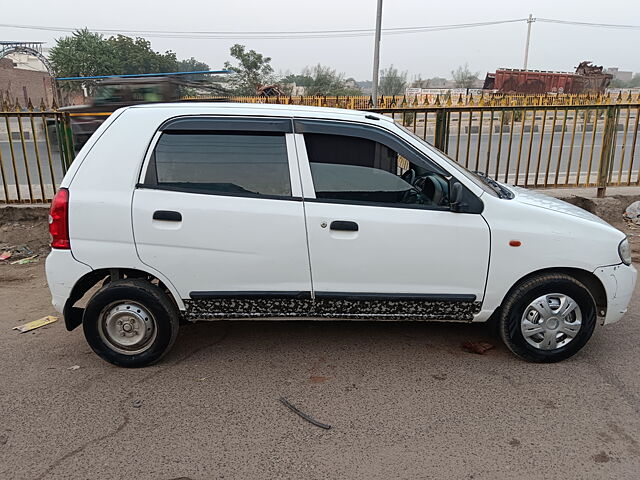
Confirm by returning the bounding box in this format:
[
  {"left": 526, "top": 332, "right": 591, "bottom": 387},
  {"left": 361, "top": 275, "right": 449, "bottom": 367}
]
[{"left": 46, "top": 103, "right": 636, "bottom": 367}]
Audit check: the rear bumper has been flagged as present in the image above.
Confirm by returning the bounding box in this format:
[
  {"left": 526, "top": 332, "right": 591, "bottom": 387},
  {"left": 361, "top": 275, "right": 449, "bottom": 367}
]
[
  {"left": 594, "top": 263, "right": 637, "bottom": 325},
  {"left": 45, "top": 249, "right": 92, "bottom": 313}
]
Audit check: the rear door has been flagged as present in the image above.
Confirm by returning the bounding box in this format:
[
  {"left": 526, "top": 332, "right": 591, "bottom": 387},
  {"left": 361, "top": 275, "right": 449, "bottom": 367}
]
[
  {"left": 293, "top": 119, "right": 491, "bottom": 319},
  {"left": 132, "top": 116, "right": 312, "bottom": 303}
]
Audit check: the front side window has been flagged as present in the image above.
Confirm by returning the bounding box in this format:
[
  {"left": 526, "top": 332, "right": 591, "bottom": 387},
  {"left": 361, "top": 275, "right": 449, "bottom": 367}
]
[
  {"left": 152, "top": 132, "right": 292, "bottom": 197},
  {"left": 304, "top": 133, "right": 449, "bottom": 208},
  {"left": 397, "top": 124, "right": 502, "bottom": 198}
]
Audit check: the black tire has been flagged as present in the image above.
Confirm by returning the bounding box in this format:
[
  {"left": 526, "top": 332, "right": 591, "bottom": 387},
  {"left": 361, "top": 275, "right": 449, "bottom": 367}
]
[
  {"left": 499, "top": 273, "right": 597, "bottom": 363},
  {"left": 83, "top": 279, "right": 179, "bottom": 368}
]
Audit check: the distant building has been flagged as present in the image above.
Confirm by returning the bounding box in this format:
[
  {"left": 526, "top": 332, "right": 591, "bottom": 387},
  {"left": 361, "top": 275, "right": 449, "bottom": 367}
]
[
  {"left": 606, "top": 67, "right": 633, "bottom": 83},
  {"left": 5, "top": 48, "right": 51, "bottom": 73},
  {"left": 0, "top": 57, "right": 55, "bottom": 106}
]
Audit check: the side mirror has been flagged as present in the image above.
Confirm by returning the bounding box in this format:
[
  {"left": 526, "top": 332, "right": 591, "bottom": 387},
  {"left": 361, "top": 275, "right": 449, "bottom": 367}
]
[{"left": 450, "top": 181, "right": 464, "bottom": 212}]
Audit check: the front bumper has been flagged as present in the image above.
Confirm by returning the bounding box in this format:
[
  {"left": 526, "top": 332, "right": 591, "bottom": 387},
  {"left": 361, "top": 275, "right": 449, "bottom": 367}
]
[{"left": 594, "top": 263, "right": 637, "bottom": 325}]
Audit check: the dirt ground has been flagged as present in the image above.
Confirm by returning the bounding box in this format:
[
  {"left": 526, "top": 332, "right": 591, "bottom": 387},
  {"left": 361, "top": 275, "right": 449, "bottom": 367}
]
[{"left": 1, "top": 199, "right": 640, "bottom": 479}]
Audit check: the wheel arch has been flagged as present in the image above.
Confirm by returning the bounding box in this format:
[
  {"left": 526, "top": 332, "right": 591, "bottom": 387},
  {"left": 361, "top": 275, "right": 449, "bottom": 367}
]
[
  {"left": 63, "top": 267, "right": 183, "bottom": 331},
  {"left": 500, "top": 267, "right": 607, "bottom": 318}
]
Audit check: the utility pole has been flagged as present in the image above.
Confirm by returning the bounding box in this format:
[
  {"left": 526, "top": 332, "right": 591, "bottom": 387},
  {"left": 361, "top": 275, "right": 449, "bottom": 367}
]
[
  {"left": 523, "top": 14, "right": 535, "bottom": 70},
  {"left": 371, "top": 0, "right": 383, "bottom": 107}
]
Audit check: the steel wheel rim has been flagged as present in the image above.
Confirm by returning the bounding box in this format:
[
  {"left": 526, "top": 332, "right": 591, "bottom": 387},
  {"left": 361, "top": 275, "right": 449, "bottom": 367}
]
[
  {"left": 98, "top": 301, "right": 157, "bottom": 355},
  {"left": 520, "top": 293, "right": 582, "bottom": 350}
]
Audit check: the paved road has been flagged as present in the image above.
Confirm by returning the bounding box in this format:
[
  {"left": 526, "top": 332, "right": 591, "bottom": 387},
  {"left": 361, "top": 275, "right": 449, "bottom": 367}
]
[
  {"left": 446, "top": 130, "right": 639, "bottom": 185},
  {"left": 0, "top": 141, "right": 64, "bottom": 201},
  {"left": 1, "top": 261, "right": 639, "bottom": 479}
]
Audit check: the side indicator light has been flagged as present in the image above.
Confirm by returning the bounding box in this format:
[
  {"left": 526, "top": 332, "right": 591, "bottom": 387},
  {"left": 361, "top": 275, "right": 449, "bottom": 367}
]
[{"left": 509, "top": 240, "right": 522, "bottom": 247}]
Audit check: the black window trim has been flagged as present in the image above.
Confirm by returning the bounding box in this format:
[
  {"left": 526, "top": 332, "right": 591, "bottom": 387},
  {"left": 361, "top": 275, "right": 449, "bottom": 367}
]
[
  {"left": 138, "top": 115, "right": 299, "bottom": 201},
  {"left": 160, "top": 116, "right": 293, "bottom": 133},
  {"left": 303, "top": 196, "right": 450, "bottom": 212},
  {"left": 136, "top": 183, "right": 302, "bottom": 202}
]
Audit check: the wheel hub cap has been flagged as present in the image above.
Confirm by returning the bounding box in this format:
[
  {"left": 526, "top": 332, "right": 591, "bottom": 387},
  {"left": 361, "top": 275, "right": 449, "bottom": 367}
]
[
  {"left": 520, "top": 293, "right": 582, "bottom": 350},
  {"left": 98, "top": 301, "right": 157, "bottom": 355},
  {"left": 545, "top": 318, "right": 559, "bottom": 330}
]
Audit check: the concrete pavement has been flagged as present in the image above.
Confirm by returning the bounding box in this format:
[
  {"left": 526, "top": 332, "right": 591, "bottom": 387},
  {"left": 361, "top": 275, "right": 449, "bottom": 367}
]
[{"left": 1, "top": 260, "right": 639, "bottom": 480}]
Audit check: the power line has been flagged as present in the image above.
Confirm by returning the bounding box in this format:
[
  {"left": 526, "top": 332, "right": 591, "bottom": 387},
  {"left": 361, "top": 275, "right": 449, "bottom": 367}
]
[
  {"left": 0, "top": 19, "right": 527, "bottom": 40},
  {"left": 0, "top": 17, "right": 640, "bottom": 39},
  {"left": 537, "top": 18, "right": 640, "bottom": 30},
  {"left": 0, "top": 17, "right": 638, "bottom": 40}
]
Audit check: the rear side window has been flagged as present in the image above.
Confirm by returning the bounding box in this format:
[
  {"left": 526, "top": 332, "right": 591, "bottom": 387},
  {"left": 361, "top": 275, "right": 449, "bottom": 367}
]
[{"left": 150, "top": 132, "right": 291, "bottom": 197}]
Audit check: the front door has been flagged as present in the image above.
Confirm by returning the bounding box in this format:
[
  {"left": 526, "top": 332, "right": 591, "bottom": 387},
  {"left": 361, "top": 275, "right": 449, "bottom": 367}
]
[
  {"left": 132, "top": 116, "right": 312, "bottom": 316},
  {"left": 293, "top": 119, "right": 490, "bottom": 320}
]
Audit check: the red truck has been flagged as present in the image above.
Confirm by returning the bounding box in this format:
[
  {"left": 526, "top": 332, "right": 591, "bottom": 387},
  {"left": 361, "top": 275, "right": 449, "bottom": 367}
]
[{"left": 483, "top": 61, "right": 612, "bottom": 94}]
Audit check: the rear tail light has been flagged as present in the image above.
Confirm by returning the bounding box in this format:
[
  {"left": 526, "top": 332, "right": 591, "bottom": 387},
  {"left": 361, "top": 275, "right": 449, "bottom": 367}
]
[{"left": 49, "top": 188, "right": 70, "bottom": 249}]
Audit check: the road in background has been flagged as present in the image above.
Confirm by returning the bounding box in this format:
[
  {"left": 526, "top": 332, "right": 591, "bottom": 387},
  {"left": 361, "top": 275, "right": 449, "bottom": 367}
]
[
  {"left": 2, "top": 130, "right": 638, "bottom": 200},
  {"left": 0, "top": 140, "right": 63, "bottom": 200}
]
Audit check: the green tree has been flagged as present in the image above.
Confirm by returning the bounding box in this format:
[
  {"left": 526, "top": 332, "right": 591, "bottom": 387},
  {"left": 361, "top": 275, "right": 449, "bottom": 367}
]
[
  {"left": 106, "top": 35, "right": 177, "bottom": 75},
  {"left": 50, "top": 29, "right": 207, "bottom": 92},
  {"left": 610, "top": 78, "right": 629, "bottom": 88},
  {"left": 49, "top": 29, "right": 117, "bottom": 90},
  {"left": 302, "top": 64, "right": 361, "bottom": 96},
  {"left": 176, "top": 57, "right": 211, "bottom": 83},
  {"left": 451, "top": 63, "right": 480, "bottom": 89},
  {"left": 628, "top": 73, "right": 640, "bottom": 88},
  {"left": 224, "top": 44, "right": 274, "bottom": 95},
  {"left": 280, "top": 73, "right": 313, "bottom": 87},
  {"left": 177, "top": 57, "right": 210, "bottom": 72},
  {"left": 379, "top": 65, "right": 407, "bottom": 96}
]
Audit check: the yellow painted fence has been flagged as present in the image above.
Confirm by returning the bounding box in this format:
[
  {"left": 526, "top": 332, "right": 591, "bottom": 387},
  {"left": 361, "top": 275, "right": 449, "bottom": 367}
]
[{"left": 1, "top": 93, "right": 639, "bottom": 202}]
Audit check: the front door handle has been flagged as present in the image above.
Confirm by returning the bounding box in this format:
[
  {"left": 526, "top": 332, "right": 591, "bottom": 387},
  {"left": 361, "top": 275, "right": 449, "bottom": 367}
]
[
  {"left": 330, "top": 220, "right": 358, "bottom": 231},
  {"left": 153, "top": 210, "right": 182, "bottom": 222}
]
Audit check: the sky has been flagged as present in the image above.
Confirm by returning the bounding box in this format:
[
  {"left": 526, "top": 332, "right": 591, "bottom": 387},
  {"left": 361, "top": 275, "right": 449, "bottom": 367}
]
[{"left": 2, "top": 0, "right": 639, "bottom": 80}]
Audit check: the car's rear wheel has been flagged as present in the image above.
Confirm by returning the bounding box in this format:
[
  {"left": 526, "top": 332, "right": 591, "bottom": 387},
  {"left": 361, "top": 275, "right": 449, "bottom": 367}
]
[
  {"left": 83, "top": 279, "right": 179, "bottom": 367},
  {"left": 499, "top": 273, "right": 597, "bottom": 362}
]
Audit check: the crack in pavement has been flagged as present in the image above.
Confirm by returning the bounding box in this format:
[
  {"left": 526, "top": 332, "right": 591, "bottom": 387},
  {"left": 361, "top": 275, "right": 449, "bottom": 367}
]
[
  {"left": 34, "top": 327, "right": 230, "bottom": 480},
  {"left": 34, "top": 392, "right": 133, "bottom": 480},
  {"left": 587, "top": 356, "right": 640, "bottom": 416}
]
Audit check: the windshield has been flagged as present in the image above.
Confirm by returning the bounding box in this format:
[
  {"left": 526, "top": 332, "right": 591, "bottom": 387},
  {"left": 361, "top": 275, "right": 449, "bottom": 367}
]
[{"left": 397, "top": 123, "right": 513, "bottom": 199}]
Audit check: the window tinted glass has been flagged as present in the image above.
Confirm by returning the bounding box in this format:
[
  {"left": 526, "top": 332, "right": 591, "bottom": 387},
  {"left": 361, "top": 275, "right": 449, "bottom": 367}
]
[
  {"left": 397, "top": 124, "right": 499, "bottom": 197},
  {"left": 304, "top": 133, "right": 449, "bottom": 207},
  {"left": 154, "top": 132, "right": 291, "bottom": 197}
]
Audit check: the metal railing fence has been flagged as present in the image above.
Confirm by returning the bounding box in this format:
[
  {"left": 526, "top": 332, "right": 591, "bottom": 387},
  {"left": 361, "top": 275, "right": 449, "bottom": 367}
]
[
  {"left": 372, "top": 102, "right": 640, "bottom": 197},
  {"left": 183, "top": 92, "right": 640, "bottom": 109},
  {"left": 0, "top": 100, "right": 74, "bottom": 203},
  {"left": 1, "top": 93, "right": 639, "bottom": 203}
]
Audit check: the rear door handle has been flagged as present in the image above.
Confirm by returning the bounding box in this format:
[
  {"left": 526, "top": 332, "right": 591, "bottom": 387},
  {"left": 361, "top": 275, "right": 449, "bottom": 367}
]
[
  {"left": 330, "top": 220, "right": 358, "bottom": 231},
  {"left": 153, "top": 210, "right": 182, "bottom": 222}
]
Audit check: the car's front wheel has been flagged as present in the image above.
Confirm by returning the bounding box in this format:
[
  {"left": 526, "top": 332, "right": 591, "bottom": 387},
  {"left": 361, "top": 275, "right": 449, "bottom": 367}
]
[
  {"left": 499, "top": 273, "right": 597, "bottom": 362},
  {"left": 83, "top": 279, "right": 179, "bottom": 367}
]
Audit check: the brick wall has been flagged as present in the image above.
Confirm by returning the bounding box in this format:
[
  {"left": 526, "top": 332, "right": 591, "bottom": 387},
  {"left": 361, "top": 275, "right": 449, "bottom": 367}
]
[{"left": 0, "top": 58, "right": 55, "bottom": 107}]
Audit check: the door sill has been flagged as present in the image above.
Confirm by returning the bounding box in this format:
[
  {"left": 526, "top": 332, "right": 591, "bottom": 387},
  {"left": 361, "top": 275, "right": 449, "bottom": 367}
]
[{"left": 184, "top": 296, "right": 481, "bottom": 322}]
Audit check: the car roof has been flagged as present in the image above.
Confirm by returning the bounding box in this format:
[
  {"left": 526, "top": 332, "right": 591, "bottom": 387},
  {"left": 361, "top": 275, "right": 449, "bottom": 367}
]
[{"left": 127, "top": 101, "right": 395, "bottom": 124}]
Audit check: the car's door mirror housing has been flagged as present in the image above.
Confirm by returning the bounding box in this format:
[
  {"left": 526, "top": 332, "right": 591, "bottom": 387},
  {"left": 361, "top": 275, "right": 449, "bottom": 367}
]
[
  {"left": 450, "top": 182, "right": 463, "bottom": 211},
  {"left": 449, "top": 179, "right": 484, "bottom": 214}
]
